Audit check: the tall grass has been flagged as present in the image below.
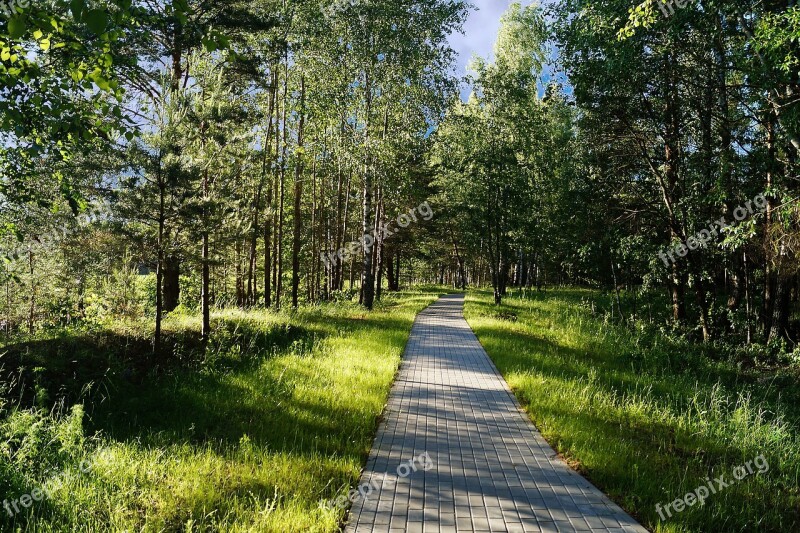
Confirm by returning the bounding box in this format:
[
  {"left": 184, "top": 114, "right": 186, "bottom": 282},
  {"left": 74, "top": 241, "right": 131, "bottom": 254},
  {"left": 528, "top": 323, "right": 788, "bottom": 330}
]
[
  {"left": 464, "top": 289, "right": 800, "bottom": 533},
  {"left": 0, "top": 289, "right": 441, "bottom": 532}
]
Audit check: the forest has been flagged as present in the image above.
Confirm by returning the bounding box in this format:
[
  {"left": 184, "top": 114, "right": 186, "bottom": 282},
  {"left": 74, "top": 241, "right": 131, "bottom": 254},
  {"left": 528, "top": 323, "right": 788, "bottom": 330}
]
[{"left": 1, "top": 0, "right": 799, "bottom": 531}]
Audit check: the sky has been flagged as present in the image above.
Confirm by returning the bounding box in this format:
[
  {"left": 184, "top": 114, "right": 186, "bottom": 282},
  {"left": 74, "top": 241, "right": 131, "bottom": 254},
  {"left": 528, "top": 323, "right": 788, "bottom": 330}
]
[
  {"left": 448, "top": 0, "right": 546, "bottom": 99},
  {"left": 449, "top": 0, "right": 516, "bottom": 77}
]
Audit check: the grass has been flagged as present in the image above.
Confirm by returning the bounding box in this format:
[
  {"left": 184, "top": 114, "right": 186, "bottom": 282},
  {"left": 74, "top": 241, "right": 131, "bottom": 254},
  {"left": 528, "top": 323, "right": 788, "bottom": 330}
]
[
  {"left": 464, "top": 288, "right": 800, "bottom": 533},
  {"left": 0, "top": 288, "right": 442, "bottom": 532}
]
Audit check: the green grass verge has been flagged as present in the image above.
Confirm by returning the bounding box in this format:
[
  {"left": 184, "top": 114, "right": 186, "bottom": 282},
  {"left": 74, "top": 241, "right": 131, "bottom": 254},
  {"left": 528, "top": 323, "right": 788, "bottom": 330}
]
[
  {"left": 0, "top": 288, "right": 441, "bottom": 532},
  {"left": 464, "top": 289, "right": 800, "bottom": 533}
]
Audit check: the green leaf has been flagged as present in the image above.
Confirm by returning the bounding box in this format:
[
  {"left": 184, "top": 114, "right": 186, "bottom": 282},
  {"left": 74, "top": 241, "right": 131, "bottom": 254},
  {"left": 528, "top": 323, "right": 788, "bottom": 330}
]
[
  {"left": 202, "top": 38, "right": 218, "bottom": 52},
  {"left": 85, "top": 9, "right": 108, "bottom": 35},
  {"left": 8, "top": 17, "right": 27, "bottom": 39},
  {"left": 71, "top": 0, "right": 85, "bottom": 19}
]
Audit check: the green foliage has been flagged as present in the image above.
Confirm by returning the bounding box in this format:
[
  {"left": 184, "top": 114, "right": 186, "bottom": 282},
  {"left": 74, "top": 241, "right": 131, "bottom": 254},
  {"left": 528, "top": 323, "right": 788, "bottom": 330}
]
[
  {"left": 433, "top": 2, "right": 578, "bottom": 303},
  {"left": 755, "top": 6, "right": 800, "bottom": 73},
  {"left": 0, "top": 404, "right": 91, "bottom": 481},
  {"left": 0, "top": 0, "right": 139, "bottom": 215}
]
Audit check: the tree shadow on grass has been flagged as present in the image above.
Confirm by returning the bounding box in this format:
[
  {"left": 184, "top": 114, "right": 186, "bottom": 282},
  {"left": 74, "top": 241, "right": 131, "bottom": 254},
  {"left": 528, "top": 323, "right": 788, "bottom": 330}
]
[
  {"left": 0, "top": 319, "right": 317, "bottom": 407},
  {"left": 473, "top": 324, "right": 738, "bottom": 456},
  {"left": 467, "top": 291, "right": 800, "bottom": 531},
  {"left": 0, "top": 294, "right": 443, "bottom": 532},
  {"left": 528, "top": 397, "right": 798, "bottom": 532},
  {"left": 469, "top": 292, "right": 771, "bottom": 400},
  {"left": 89, "top": 373, "right": 369, "bottom": 454},
  {"left": 84, "top": 308, "right": 423, "bottom": 454}
]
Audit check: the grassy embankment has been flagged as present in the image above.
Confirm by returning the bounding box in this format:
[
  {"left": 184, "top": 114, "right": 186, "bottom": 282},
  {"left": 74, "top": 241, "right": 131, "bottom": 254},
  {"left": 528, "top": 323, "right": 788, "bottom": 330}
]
[
  {"left": 0, "top": 288, "right": 441, "bottom": 532},
  {"left": 465, "top": 289, "right": 800, "bottom": 533}
]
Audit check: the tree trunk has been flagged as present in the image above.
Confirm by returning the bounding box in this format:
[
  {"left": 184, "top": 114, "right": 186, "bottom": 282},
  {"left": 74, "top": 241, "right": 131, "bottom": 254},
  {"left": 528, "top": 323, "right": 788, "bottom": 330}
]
[
  {"left": 393, "top": 248, "right": 401, "bottom": 291},
  {"left": 764, "top": 112, "right": 777, "bottom": 338},
  {"left": 291, "top": 76, "right": 306, "bottom": 309},
  {"left": 276, "top": 53, "right": 288, "bottom": 310},
  {"left": 262, "top": 69, "right": 277, "bottom": 309},
  {"left": 338, "top": 171, "right": 352, "bottom": 291},
  {"left": 163, "top": 255, "right": 180, "bottom": 312},
  {"left": 247, "top": 182, "right": 263, "bottom": 307},
  {"left": 155, "top": 172, "right": 166, "bottom": 353},
  {"left": 27, "top": 249, "right": 35, "bottom": 335},
  {"left": 201, "top": 166, "right": 211, "bottom": 343},
  {"left": 333, "top": 162, "right": 345, "bottom": 292},
  {"left": 769, "top": 254, "right": 790, "bottom": 342},
  {"left": 375, "top": 197, "right": 385, "bottom": 302},
  {"left": 360, "top": 73, "right": 375, "bottom": 310},
  {"left": 386, "top": 248, "right": 396, "bottom": 292},
  {"left": 453, "top": 239, "right": 466, "bottom": 290},
  {"left": 312, "top": 159, "right": 321, "bottom": 302},
  {"left": 669, "top": 261, "right": 687, "bottom": 324},
  {"left": 235, "top": 239, "right": 244, "bottom": 307}
]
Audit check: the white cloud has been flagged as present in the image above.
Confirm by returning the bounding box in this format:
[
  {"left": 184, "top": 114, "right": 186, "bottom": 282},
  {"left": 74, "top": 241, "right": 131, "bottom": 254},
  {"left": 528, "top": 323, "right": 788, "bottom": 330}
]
[
  {"left": 449, "top": 0, "right": 513, "bottom": 77},
  {"left": 449, "top": 1, "right": 541, "bottom": 98}
]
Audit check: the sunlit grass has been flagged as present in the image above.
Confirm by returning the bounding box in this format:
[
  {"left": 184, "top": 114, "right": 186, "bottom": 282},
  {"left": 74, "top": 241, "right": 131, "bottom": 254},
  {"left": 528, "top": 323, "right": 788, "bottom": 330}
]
[
  {"left": 464, "top": 289, "right": 800, "bottom": 533},
  {"left": 0, "top": 288, "right": 442, "bottom": 532}
]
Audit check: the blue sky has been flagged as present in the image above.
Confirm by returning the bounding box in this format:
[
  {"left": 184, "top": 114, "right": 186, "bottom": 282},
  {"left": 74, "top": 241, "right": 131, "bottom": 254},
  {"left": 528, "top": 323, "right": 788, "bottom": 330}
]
[
  {"left": 450, "top": 0, "right": 541, "bottom": 100},
  {"left": 449, "top": 1, "right": 554, "bottom": 99},
  {"left": 449, "top": 0, "right": 518, "bottom": 78}
]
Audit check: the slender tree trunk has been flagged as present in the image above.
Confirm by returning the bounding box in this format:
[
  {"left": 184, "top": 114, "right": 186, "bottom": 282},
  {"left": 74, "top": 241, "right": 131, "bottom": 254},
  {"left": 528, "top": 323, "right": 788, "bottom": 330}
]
[
  {"left": 375, "top": 195, "right": 385, "bottom": 301},
  {"left": 611, "top": 253, "right": 623, "bottom": 321},
  {"left": 235, "top": 239, "right": 244, "bottom": 307},
  {"left": 276, "top": 53, "right": 289, "bottom": 310},
  {"left": 163, "top": 255, "right": 180, "bottom": 312},
  {"left": 200, "top": 117, "right": 211, "bottom": 343},
  {"left": 155, "top": 166, "right": 166, "bottom": 353},
  {"left": 361, "top": 73, "right": 375, "bottom": 310},
  {"left": 386, "top": 248, "right": 396, "bottom": 291},
  {"left": 201, "top": 170, "right": 211, "bottom": 342},
  {"left": 669, "top": 261, "right": 687, "bottom": 324},
  {"left": 764, "top": 113, "right": 777, "bottom": 337},
  {"left": 332, "top": 161, "right": 345, "bottom": 292},
  {"left": 489, "top": 206, "right": 502, "bottom": 306},
  {"left": 453, "top": 240, "right": 466, "bottom": 290},
  {"left": 291, "top": 77, "right": 306, "bottom": 309},
  {"left": 27, "top": 249, "right": 35, "bottom": 335},
  {"left": 247, "top": 180, "right": 263, "bottom": 307},
  {"left": 685, "top": 251, "right": 712, "bottom": 341},
  {"left": 394, "top": 248, "right": 401, "bottom": 291},
  {"left": 312, "top": 159, "right": 320, "bottom": 302},
  {"left": 769, "top": 254, "right": 790, "bottom": 342},
  {"left": 267, "top": 71, "right": 280, "bottom": 308},
  {"left": 338, "top": 170, "right": 352, "bottom": 291}
]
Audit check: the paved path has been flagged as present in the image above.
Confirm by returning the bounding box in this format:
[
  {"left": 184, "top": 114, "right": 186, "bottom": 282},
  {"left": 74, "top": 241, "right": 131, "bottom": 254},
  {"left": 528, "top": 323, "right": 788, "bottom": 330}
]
[{"left": 345, "top": 294, "right": 647, "bottom": 533}]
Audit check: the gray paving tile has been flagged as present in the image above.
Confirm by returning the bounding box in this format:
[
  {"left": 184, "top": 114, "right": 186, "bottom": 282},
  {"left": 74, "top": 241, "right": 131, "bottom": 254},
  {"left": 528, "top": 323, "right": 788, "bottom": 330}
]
[{"left": 345, "top": 295, "right": 647, "bottom": 533}]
